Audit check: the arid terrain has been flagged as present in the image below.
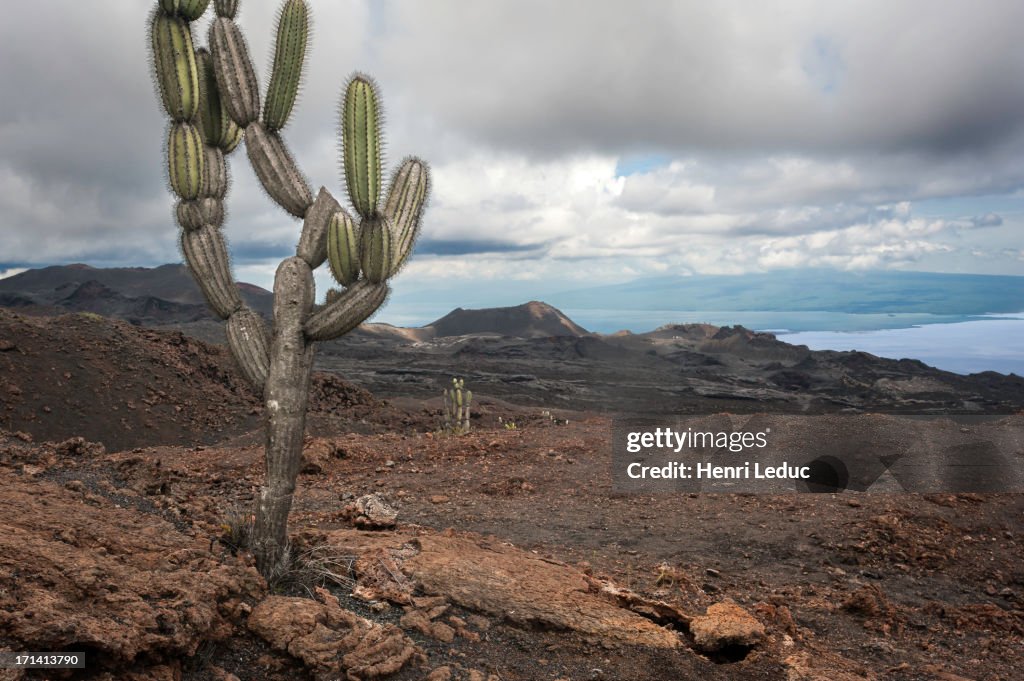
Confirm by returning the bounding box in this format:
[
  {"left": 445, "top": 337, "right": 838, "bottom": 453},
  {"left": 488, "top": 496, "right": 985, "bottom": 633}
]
[{"left": 0, "top": 266, "right": 1022, "bottom": 680}]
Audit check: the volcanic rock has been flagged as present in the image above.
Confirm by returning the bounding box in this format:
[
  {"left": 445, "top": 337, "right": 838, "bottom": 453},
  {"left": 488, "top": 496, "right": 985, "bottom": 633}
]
[
  {"left": 689, "top": 600, "right": 766, "bottom": 653},
  {"left": 247, "top": 593, "right": 420, "bottom": 680}
]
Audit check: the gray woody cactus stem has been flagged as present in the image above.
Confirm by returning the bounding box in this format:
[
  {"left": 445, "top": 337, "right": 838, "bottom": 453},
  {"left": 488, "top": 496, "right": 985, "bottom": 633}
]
[{"left": 150, "top": 0, "right": 430, "bottom": 575}]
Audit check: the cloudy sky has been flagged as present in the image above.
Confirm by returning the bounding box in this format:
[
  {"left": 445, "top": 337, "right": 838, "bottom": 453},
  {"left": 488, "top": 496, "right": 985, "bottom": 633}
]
[{"left": 2, "top": 0, "right": 1024, "bottom": 316}]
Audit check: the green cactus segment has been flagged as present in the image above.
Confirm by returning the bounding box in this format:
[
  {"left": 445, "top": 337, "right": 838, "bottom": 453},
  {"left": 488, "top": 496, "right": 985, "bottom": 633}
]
[
  {"left": 214, "top": 0, "right": 238, "bottom": 18},
  {"left": 167, "top": 122, "right": 205, "bottom": 200},
  {"left": 245, "top": 121, "right": 313, "bottom": 218},
  {"left": 160, "top": 0, "right": 180, "bottom": 14},
  {"left": 384, "top": 157, "right": 429, "bottom": 274},
  {"left": 180, "top": 224, "right": 242, "bottom": 318},
  {"left": 200, "top": 145, "right": 227, "bottom": 199},
  {"left": 210, "top": 17, "right": 260, "bottom": 126},
  {"left": 341, "top": 75, "right": 383, "bottom": 220},
  {"left": 326, "top": 210, "right": 360, "bottom": 286},
  {"left": 304, "top": 280, "right": 388, "bottom": 341},
  {"left": 226, "top": 307, "right": 270, "bottom": 387},
  {"left": 179, "top": 0, "right": 211, "bottom": 21},
  {"left": 196, "top": 48, "right": 244, "bottom": 152},
  {"left": 358, "top": 216, "right": 394, "bottom": 284},
  {"left": 264, "top": 0, "right": 309, "bottom": 132},
  {"left": 151, "top": 13, "right": 199, "bottom": 122}
]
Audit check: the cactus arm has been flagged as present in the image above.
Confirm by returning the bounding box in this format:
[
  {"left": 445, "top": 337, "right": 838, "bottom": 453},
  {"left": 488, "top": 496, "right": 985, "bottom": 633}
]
[
  {"left": 341, "top": 75, "right": 383, "bottom": 220},
  {"left": 209, "top": 17, "right": 261, "bottom": 126},
  {"left": 264, "top": 0, "right": 309, "bottom": 132},
  {"left": 358, "top": 216, "right": 394, "bottom": 284},
  {"left": 209, "top": 4, "right": 316, "bottom": 220},
  {"left": 245, "top": 121, "right": 313, "bottom": 218},
  {"left": 303, "top": 280, "right": 389, "bottom": 342},
  {"left": 152, "top": 1, "right": 270, "bottom": 393},
  {"left": 226, "top": 308, "right": 271, "bottom": 386},
  {"left": 180, "top": 225, "right": 243, "bottom": 317},
  {"left": 297, "top": 187, "right": 342, "bottom": 268},
  {"left": 383, "top": 157, "right": 430, "bottom": 275},
  {"left": 151, "top": 12, "right": 201, "bottom": 122},
  {"left": 327, "top": 210, "right": 361, "bottom": 286}
]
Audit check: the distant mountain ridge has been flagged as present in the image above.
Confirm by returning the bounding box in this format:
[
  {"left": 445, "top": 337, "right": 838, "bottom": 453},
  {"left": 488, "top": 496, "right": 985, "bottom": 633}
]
[
  {"left": 0, "top": 264, "right": 593, "bottom": 339},
  {"left": 4, "top": 265, "right": 1023, "bottom": 413},
  {"left": 4, "top": 264, "right": 1023, "bottom": 343},
  {"left": 0, "top": 263, "right": 273, "bottom": 323},
  {"left": 426, "top": 301, "right": 590, "bottom": 338}
]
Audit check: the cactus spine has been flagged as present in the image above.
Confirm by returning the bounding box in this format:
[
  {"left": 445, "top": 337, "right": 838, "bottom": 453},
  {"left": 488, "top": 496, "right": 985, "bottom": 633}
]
[
  {"left": 443, "top": 378, "right": 473, "bottom": 435},
  {"left": 148, "top": 0, "right": 430, "bottom": 578},
  {"left": 214, "top": 0, "right": 238, "bottom": 19}
]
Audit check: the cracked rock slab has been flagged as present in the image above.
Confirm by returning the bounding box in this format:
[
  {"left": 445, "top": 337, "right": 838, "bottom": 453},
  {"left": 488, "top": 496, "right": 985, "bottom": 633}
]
[{"left": 248, "top": 591, "right": 421, "bottom": 680}]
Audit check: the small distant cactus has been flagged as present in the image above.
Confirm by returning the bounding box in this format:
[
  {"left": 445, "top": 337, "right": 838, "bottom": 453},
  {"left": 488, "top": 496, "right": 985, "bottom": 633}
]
[
  {"left": 147, "top": 0, "right": 430, "bottom": 577},
  {"left": 443, "top": 378, "right": 472, "bottom": 435}
]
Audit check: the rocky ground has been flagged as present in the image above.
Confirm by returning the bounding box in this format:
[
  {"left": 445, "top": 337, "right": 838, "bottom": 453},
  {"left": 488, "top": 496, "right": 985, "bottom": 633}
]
[{"left": 0, "top": 309, "right": 1022, "bottom": 680}]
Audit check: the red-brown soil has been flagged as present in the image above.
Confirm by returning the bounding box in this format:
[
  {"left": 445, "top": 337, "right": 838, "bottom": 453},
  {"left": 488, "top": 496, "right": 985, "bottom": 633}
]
[
  {"left": 0, "top": 309, "right": 1021, "bottom": 680},
  {"left": 0, "top": 310, "right": 424, "bottom": 452}
]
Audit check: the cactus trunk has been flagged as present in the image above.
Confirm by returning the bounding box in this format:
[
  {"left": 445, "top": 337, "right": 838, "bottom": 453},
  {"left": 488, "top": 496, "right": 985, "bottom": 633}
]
[{"left": 252, "top": 257, "right": 315, "bottom": 572}]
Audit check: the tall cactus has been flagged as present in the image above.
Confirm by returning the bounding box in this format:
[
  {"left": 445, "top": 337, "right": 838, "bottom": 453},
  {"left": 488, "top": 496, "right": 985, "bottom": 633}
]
[{"left": 147, "top": 0, "right": 430, "bottom": 576}]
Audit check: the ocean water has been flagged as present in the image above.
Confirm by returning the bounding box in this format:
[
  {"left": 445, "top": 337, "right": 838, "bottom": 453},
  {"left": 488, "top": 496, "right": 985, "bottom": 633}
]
[{"left": 777, "top": 313, "right": 1024, "bottom": 376}]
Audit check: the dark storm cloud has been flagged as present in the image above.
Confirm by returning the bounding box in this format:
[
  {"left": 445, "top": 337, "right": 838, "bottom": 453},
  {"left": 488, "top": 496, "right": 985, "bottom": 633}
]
[
  {"left": 414, "top": 238, "right": 544, "bottom": 256},
  {"left": 378, "top": 1, "right": 1024, "bottom": 158},
  {"left": 0, "top": 1, "right": 371, "bottom": 269}
]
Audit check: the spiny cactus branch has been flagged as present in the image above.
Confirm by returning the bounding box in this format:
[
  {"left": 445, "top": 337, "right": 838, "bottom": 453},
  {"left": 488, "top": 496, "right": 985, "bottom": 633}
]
[
  {"left": 341, "top": 75, "right": 383, "bottom": 220},
  {"left": 304, "top": 280, "right": 389, "bottom": 342},
  {"left": 264, "top": 0, "right": 309, "bottom": 132},
  {"left": 297, "top": 187, "right": 341, "bottom": 268},
  {"left": 226, "top": 307, "right": 271, "bottom": 386},
  {"left": 210, "top": 17, "right": 261, "bottom": 126},
  {"left": 245, "top": 121, "right": 313, "bottom": 218}
]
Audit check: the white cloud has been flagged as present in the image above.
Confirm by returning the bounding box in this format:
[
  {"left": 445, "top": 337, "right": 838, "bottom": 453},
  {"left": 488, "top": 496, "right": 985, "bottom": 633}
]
[
  {"left": 0, "top": 0, "right": 1023, "bottom": 290},
  {"left": 0, "top": 268, "right": 27, "bottom": 280}
]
